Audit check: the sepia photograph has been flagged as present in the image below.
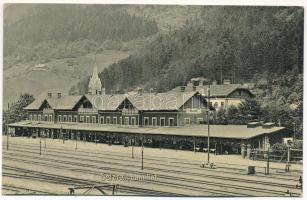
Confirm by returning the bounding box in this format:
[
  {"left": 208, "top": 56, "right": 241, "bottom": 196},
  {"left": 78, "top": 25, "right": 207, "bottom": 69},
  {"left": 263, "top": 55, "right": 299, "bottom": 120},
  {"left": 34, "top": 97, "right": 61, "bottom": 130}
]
[{"left": 2, "top": 1, "right": 304, "bottom": 197}]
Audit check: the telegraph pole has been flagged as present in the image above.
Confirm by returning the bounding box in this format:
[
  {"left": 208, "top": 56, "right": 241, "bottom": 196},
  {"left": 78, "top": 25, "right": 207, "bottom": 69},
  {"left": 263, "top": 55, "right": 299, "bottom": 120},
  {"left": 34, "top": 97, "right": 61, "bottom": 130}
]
[
  {"left": 61, "top": 126, "right": 64, "bottom": 144},
  {"left": 75, "top": 132, "right": 78, "bottom": 150},
  {"left": 7, "top": 126, "right": 9, "bottom": 151},
  {"left": 43, "top": 129, "right": 46, "bottom": 148},
  {"left": 44, "top": 134, "right": 46, "bottom": 148},
  {"left": 207, "top": 83, "right": 211, "bottom": 164},
  {"left": 131, "top": 138, "right": 134, "bottom": 158},
  {"left": 266, "top": 148, "right": 270, "bottom": 174},
  {"left": 141, "top": 137, "right": 144, "bottom": 170},
  {"left": 7, "top": 103, "right": 10, "bottom": 151},
  {"left": 39, "top": 137, "right": 42, "bottom": 155}
]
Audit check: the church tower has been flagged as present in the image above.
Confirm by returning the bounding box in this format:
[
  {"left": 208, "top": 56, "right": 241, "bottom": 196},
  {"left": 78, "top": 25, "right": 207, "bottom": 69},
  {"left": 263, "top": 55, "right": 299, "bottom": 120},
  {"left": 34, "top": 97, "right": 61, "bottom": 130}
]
[{"left": 88, "top": 64, "right": 104, "bottom": 95}]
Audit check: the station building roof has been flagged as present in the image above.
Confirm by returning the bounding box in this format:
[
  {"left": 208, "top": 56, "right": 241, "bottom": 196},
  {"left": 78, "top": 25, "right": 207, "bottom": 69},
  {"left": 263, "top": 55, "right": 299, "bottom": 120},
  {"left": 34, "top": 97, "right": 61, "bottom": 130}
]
[
  {"left": 9, "top": 121, "right": 288, "bottom": 140},
  {"left": 24, "top": 91, "right": 207, "bottom": 112}
]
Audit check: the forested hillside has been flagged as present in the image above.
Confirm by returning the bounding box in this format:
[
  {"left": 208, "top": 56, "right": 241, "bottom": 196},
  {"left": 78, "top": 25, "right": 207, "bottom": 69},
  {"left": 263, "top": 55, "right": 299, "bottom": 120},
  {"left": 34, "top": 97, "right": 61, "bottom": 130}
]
[
  {"left": 4, "top": 4, "right": 158, "bottom": 69},
  {"left": 4, "top": 4, "right": 205, "bottom": 106},
  {"left": 96, "top": 6, "right": 303, "bottom": 93},
  {"left": 71, "top": 6, "right": 302, "bottom": 131}
]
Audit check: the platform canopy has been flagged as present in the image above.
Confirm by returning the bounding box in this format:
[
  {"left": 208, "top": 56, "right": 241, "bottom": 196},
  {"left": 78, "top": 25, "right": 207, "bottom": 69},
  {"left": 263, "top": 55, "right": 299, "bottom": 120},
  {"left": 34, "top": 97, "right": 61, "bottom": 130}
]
[{"left": 9, "top": 121, "right": 288, "bottom": 140}]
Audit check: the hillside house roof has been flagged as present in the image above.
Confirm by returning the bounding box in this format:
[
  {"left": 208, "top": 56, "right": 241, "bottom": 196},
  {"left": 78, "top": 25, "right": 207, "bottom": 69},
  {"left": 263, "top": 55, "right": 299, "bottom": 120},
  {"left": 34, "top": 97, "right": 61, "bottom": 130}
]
[{"left": 169, "top": 84, "right": 253, "bottom": 98}]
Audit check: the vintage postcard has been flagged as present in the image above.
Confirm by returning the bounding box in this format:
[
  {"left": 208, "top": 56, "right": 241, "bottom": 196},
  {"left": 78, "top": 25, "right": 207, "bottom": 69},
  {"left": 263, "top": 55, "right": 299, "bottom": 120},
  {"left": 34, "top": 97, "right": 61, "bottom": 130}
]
[{"left": 2, "top": 1, "right": 304, "bottom": 198}]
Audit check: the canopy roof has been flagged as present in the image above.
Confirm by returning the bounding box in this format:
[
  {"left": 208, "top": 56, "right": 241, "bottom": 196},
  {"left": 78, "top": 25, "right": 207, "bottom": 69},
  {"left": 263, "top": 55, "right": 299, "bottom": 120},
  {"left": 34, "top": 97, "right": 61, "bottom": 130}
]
[{"left": 9, "top": 121, "right": 287, "bottom": 140}]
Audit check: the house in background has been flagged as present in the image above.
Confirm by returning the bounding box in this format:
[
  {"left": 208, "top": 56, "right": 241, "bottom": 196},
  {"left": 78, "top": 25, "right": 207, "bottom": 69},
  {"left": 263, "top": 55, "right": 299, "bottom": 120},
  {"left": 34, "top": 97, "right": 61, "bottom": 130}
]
[{"left": 168, "top": 77, "right": 254, "bottom": 110}]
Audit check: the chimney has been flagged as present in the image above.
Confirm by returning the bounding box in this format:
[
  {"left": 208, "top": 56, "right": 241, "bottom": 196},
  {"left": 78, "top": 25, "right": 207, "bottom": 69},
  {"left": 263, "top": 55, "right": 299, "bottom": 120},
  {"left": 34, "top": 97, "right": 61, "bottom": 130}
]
[
  {"left": 180, "top": 86, "right": 185, "bottom": 92},
  {"left": 47, "top": 92, "right": 52, "bottom": 98},
  {"left": 57, "top": 92, "right": 62, "bottom": 98}
]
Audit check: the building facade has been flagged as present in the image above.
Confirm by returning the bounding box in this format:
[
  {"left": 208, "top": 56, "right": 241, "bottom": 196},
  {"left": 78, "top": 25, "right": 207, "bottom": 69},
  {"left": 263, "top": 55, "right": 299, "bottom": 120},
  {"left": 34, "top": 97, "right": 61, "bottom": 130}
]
[
  {"left": 8, "top": 68, "right": 292, "bottom": 156},
  {"left": 169, "top": 77, "right": 254, "bottom": 111}
]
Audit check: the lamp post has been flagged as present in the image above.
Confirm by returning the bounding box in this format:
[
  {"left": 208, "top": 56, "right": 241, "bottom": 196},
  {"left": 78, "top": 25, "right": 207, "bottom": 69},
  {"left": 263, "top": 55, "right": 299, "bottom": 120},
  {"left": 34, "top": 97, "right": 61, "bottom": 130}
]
[
  {"left": 75, "top": 132, "right": 78, "bottom": 150},
  {"left": 6, "top": 103, "right": 10, "bottom": 151},
  {"left": 207, "top": 83, "right": 211, "bottom": 164},
  {"left": 44, "top": 131, "right": 46, "bottom": 148},
  {"left": 39, "top": 136, "right": 42, "bottom": 155},
  {"left": 131, "top": 137, "right": 134, "bottom": 158},
  {"left": 7, "top": 124, "right": 9, "bottom": 151},
  {"left": 141, "top": 136, "right": 144, "bottom": 170}
]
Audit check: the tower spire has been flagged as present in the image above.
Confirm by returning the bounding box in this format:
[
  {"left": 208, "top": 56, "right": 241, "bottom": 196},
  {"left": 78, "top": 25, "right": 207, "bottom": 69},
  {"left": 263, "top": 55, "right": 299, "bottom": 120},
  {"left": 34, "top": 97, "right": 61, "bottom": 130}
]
[{"left": 88, "top": 62, "right": 104, "bottom": 95}]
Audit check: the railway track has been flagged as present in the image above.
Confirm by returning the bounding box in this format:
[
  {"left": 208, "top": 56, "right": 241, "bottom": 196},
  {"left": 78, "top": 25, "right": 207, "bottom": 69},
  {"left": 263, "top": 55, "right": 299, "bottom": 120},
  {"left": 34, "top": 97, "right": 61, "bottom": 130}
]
[
  {"left": 3, "top": 165, "right": 200, "bottom": 196},
  {"left": 3, "top": 140, "right": 300, "bottom": 196},
  {"left": 4, "top": 148, "right": 302, "bottom": 195},
  {"left": 2, "top": 184, "right": 54, "bottom": 195},
  {"left": 4, "top": 151, "right": 300, "bottom": 193},
  {"left": 4, "top": 141, "right": 302, "bottom": 179},
  {"left": 4, "top": 142, "right": 302, "bottom": 183}
]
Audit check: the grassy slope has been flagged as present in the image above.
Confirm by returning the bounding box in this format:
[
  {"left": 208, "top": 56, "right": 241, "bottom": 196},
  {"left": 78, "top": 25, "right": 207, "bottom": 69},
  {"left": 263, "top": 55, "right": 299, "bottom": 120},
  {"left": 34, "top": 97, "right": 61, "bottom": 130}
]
[
  {"left": 3, "top": 50, "right": 130, "bottom": 106},
  {"left": 3, "top": 5, "right": 201, "bottom": 105}
]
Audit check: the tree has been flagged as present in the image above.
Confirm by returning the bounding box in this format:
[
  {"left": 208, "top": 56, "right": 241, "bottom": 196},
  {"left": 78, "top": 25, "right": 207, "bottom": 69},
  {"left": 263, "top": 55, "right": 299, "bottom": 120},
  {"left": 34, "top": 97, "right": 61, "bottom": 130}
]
[
  {"left": 6, "top": 93, "right": 35, "bottom": 124},
  {"left": 238, "top": 98, "right": 262, "bottom": 123},
  {"left": 216, "top": 108, "right": 228, "bottom": 125}
]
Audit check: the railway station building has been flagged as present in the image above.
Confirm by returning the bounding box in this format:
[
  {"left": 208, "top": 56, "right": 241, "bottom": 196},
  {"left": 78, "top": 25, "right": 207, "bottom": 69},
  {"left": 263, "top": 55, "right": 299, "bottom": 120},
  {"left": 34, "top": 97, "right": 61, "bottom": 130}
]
[{"left": 8, "top": 66, "right": 293, "bottom": 156}]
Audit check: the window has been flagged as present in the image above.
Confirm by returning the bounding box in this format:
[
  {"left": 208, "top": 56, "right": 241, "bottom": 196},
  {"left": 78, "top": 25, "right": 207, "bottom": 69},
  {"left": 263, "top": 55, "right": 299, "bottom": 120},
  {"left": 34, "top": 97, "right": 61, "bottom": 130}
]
[
  {"left": 214, "top": 102, "right": 218, "bottom": 109},
  {"left": 44, "top": 115, "right": 48, "bottom": 121},
  {"left": 29, "top": 114, "right": 32, "bottom": 121},
  {"left": 144, "top": 117, "right": 149, "bottom": 126},
  {"left": 197, "top": 118, "right": 203, "bottom": 123},
  {"left": 124, "top": 117, "right": 129, "bottom": 125},
  {"left": 86, "top": 116, "right": 90, "bottom": 123},
  {"left": 68, "top": 115, "right": 72, "bottom": 122},
  {"left": 38, "top": 115, "right": 41, "bottom": 121},
  {"left": 131, "top": 117, "right": 136, "bottom": 125},
  {"left": 119, "top": 117, "right": 122, "bottom": 125},
  {"left": 184, "top": 118, "right": 190, "bottom": 125},
  {"left": 113, "top": 117, "right": 117, "bottom": 125},
  {"left": 74, "top": 115, "right": 78, "bottom": 122},
  {"left": 221, "top": 102, "right": 225, "bottom": 108},
  {"left": 49, "top": 115, "right": 53, "bottom": 122},
  {"left": 152, "top": 117, "right": 157, "bottom": 126},
  {"left": 92, "top": 116, "right": 96, "bottom": 123},
  {"left": 80, "top": 116, "right": 84, "bottom": 123},
  {"left": 160, "top": 117, "right": 165, "bottom": 126},
  {"left": 169, "top": 118, "right": 175, "bottom": 126},
  {"left": 106, "top": 117, "right": 111, "bottom": 124},
  {"left": 100, "top": 116, "right": 104, "bottom": 124},
  {"left": 58, "top": 115, "right": 62, "bottom": 122},
  {"left": 34, "top": 115, "right": 37, "bottom": 121},
  {"left": 63, "top": 115, "right": 67, "bottom": 122}
]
